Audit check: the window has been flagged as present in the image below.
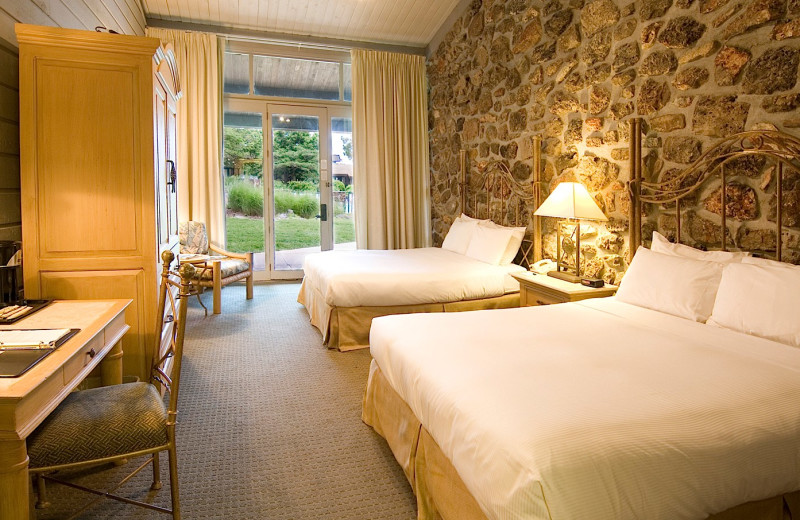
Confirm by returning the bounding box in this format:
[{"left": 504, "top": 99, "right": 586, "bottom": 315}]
[
  {"left": 223, "top": 52, "right": 250, "bottom": 94},
  {"left": 254, "top": 56, "right": 340, "bottom": 100},
  {"left": 224, "top": 48, "right": 352, "bottom": 103},
  {"left": 343, "top": 63, "right": 352, "bottom": 102}
]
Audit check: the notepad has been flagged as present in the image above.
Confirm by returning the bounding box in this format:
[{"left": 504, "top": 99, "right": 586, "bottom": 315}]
[{"left": 0, "top": 329, "right": 76, "bottom": 349}]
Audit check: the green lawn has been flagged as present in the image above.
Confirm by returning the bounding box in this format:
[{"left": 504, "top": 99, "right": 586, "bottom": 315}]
[{"left": 226, "top": 215, "right": 355, "bottom": 252}]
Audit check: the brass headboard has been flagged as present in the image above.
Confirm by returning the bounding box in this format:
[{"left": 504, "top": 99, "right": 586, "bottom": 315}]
[
  {"left": 458, "top": 136, "right": 544, "bottom": 267},
  {"left": 629, "top": 117, "right": 800, "bottom": 262}
]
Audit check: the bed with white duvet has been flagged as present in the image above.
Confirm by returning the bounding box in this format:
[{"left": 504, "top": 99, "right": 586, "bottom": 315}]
[
  {"left": 364, "top": 238, "right": 800, "bottom": 520},
  {"left": 298, "top": 215, "right": 527, "bottom": 351}
]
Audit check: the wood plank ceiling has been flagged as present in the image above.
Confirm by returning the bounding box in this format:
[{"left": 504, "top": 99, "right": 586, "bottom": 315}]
[{"left": 141, "top": 0, "right": 462, "bottom": 47}]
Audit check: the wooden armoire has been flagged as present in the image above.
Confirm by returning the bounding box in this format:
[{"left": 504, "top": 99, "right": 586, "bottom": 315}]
[{"left": 16, "top": 24, "right": 181, "bottom": 381}]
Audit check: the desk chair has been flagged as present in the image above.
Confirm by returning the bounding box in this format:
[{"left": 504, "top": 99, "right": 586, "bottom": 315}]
[
  {"left": 179, "top": 221, "right": 254, "bottom": 314},
  {"left": 27, "top": 251, "right": 193, "bottom": 519}
]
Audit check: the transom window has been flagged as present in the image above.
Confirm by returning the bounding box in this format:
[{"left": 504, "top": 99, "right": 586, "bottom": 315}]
[{"left": 224, "top": 47, "right": 352, "bottom": 102}]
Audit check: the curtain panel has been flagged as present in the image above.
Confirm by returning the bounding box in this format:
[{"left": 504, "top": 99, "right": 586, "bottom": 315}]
[
  {"left": 146, "top": 28, "right": 225, "bottom": 246},
  {"left": 351, "top": 49, "right": 431, "bottom": 249}
]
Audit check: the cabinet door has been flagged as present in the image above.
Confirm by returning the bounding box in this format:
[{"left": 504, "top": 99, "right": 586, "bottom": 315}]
[
  {"left": 154, "top": 83, "right": 169, "bottom": 247},
  {"left": 166, "top": 95, "right": 179, "bottom": 241}
]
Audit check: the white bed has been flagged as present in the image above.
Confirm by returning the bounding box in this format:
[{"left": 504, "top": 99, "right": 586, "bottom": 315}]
[
  {"left": 298, "top": 247, "right": 526, "bottom": 350},
  {"left": 368, "top": 296, "right": 800, "bottom": 520}
]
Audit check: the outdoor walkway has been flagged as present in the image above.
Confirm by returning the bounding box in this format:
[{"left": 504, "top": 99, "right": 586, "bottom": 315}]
[{"left": 253, "top": 242, "right": 356, "bottom": 271}]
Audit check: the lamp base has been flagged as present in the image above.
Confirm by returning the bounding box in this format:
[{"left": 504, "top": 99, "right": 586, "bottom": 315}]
[{"left": 547, "top": 270, "right": 581, "bottom": 283}]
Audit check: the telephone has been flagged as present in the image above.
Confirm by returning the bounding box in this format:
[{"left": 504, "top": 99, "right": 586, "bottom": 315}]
[{"left": 530, "top": 259, "right": 556, "bottom": 275}]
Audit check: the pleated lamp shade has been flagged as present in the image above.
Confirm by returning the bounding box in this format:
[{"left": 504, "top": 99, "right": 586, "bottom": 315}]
[{"left": 534, "top": 182, "right": 608, "bottom": 221}]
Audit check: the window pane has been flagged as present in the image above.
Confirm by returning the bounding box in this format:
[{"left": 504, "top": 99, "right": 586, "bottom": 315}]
[
  {"left": 224, "top": 52, "right": 250, "bottom": 94},
  {"left": 332, "top": 116, "right": 354, "bottom": 250},
  {"left": 343, "top": 63, "right": 352, "bottom": 102},
  {"left": 253, "top": 55, "right": 339, "bottom": 100},
  {"left": 271, "top": 113, "right": 321, "bottom": 270},
  {"left": 223, "top": 111, "right": 265, "bottom": 271}
]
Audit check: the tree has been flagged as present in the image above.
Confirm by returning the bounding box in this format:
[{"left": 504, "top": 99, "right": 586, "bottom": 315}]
[
  {"left": 272, "top": 130, "right": 319, "bottom": 183},
  {"left": 224, "top": 127, "right": 320, "bottom": 183},
  {"left": 341, "top": 136, "right": 353, "bottom": 160},
  {"left": 223, "top": 127, "right": 263, "bottom": 177}
]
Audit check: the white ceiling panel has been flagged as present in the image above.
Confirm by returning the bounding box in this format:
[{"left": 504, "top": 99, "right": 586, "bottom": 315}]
[{"left": 141, "top": 0, "right": 462, "bottom": 47}]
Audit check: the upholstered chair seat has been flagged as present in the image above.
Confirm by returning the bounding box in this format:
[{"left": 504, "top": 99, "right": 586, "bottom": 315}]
[
  {"left": 28, "top": 383, "right": 168, "bottom": 470},
  {"left": 197, "top": 259, "right": 251, "bottom": 280}
]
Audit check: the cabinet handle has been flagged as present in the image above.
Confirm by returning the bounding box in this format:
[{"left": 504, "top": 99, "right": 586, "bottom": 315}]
[
  {"left": 166, "top": 160, "right": 177, "bottom": 193},
  {"left": 87, "top": 348, "right": 96, "bottom": 359}
]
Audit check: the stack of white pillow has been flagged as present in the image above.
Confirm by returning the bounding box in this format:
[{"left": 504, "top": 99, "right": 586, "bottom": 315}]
[
  {"left": 441, "top": 214, "right": 526, "bottom": 265},
  {"left": 616, "top": 231, "right": 800, "bottom": 348}
]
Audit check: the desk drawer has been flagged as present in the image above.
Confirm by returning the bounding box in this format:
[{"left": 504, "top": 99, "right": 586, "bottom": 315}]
[
  {"left": 62, "top": 333, "right": 104, "bottom": 386},
  {"left": 522, "top": 288, "right": 565, "bottom": 306}
]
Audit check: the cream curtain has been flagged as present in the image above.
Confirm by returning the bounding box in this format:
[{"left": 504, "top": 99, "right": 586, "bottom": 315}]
[
  {"left": 146, "top": 28, "right": 225, "bottom": 246},
  {"left": 351, "top": 49, "right": 431, "bottom": 249}
]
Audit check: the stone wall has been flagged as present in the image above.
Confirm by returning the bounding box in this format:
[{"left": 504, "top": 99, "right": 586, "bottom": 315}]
[{"left": 428, "top": 0, "right": 800, "bottom": 281}]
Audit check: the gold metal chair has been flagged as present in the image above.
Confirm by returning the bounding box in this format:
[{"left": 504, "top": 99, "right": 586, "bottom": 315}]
[
  {"left": 26, "top": 251, "right": 193, "bottom": 519},
  {"left": 179, "top": 220, "right": 254, "bottom": 314}
]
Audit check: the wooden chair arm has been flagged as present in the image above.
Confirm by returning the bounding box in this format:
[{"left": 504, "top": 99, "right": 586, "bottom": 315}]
[{"left": 208, "top": 244, "right": 251, "bottom": 260}]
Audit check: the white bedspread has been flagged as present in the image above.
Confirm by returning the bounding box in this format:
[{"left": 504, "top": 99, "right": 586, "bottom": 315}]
[
  {"left": 302, "top": 247, "right": 524, "bottom": 307},
  {"left": 370, "top": 297, "right": 800, "bottom": 520}
]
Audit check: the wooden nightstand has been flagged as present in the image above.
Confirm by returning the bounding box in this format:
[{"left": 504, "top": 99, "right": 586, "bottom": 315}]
[{"left": 511, "top": 271, "right": 617, "bottom": 307}]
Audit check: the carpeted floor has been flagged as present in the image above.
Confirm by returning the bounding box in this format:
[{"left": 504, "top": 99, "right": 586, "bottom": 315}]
[{"left": 36, "top": 282, "right": 417, "bottom": 519}]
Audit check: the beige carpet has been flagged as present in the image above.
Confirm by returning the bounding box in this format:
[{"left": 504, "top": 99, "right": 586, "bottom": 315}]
[{"left": 36, "top": 282, "right": 417, "bottom": 519}]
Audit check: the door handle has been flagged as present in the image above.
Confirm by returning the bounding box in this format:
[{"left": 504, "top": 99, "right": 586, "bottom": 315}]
[
  {"left": 166, "top": 160, "right": 177, "bottom": 193},
  {"left": 316, "top": 203, "right": 328, "bottom": 221}
]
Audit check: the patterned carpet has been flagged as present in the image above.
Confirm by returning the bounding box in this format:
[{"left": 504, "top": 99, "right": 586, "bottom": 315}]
[{"left": 36, "top": 282, "right": 417, "bottom": 519}]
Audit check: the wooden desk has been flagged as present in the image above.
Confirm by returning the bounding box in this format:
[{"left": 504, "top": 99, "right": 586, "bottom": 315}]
[{"left": 0, "top": 299, "right": 130, "bottom": 520}]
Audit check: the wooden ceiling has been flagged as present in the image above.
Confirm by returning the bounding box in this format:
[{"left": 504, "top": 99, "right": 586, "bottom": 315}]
[{"left": 141, "top": 0, "right": 462, "bottom": 47}]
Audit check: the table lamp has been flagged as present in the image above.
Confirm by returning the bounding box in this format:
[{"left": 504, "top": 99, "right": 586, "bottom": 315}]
[{"left": 534, "top": 182, "right": 608, "bottom": 283}]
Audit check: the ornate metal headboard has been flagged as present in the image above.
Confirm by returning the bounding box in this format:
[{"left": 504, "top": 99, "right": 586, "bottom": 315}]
[
  {"left": 458, "top": 136, "right": 543, "bottom": 267},
  {"left": 629, "top": 117, "right": 800, "bottom": 262}
]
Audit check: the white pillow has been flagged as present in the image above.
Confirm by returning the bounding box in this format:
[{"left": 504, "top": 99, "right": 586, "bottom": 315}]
[
  {"left": 651, "top": 231, "right": 750, "bottom": 263},
  {"left": 479, "top": 221, "right": 526, "bottom": 265},
  {"left": 457, "top": 213, "right": 489, "bottom": 223},
  {"left": 465, "top": 225, "right": 515, "bottom": 265},
  {"left": 708, "top": 262, "right": 800, "bottom": 347},
  {"left": 616, "top": 247, "right": 723, "bottom": 322},
  {"left": 442, "top": 219, "right": 478, "bottom": 255},
  {"left": 742, "top": 256, "right": 799, "bottom": 270}
]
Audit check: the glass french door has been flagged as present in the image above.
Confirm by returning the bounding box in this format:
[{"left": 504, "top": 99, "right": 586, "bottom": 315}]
[
  {"left": 223, "top": 100, "right": 336, "bottom": 280},
  {"left": 267, "top": 104, "right": 330, "bottom": 279}
]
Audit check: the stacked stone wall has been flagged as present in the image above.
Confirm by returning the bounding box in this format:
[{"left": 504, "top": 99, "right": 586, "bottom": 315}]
[{"left": 429, "top": 0, "right": 800, "bottom": 281}]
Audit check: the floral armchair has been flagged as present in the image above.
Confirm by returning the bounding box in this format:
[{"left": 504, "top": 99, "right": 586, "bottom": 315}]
[{"left": 178, "top": 221, "right": 253, "bottom": 314}]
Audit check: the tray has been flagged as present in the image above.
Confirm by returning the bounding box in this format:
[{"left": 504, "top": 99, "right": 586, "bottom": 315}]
[
  {"left": 0, "top": 300, "right": 53, "bottom": 324},
  {"left": 0, "top": 348, "right": 55, "bottom": 377}
]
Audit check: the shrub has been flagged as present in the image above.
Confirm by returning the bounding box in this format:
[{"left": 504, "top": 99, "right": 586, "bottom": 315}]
[
  {"left": 333, "top": 180, "right": 346, "bottom": 192},
  {"left": 228, "top": 182, "right": 320, "bottom": 219},
  {"left": 273, "top": 189, "right": 293, "bottom": 215},
  {"left": 291, "top": 192, "right": 320, "bottom": 219},
  {"left": 227, "top": 182, "right": 263, "bottom": 217},
  {"left": 287, "top": 180, "right": 317, "bottom": 192},
  {"left": 274, "top": 189, "right": 319, "bottom": 219}
]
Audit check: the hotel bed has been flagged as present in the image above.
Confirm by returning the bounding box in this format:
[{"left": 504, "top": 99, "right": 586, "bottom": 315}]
[
  {"left": 365, "top": 296, "right": 800, "bottom": 520},
  {"left": 298, "top": 247, "right": 526, "bottom": 351},
  {"left": 362, "top": 125, "right": 800, "bottom": 519},
  {"left": 299, "top": 146, "right": 544, "bottom": 351}
]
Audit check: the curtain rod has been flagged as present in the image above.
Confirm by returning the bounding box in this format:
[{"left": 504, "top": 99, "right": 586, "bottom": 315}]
[{"left": 145, "top": 18, "right": 427, "bottom": 56}]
